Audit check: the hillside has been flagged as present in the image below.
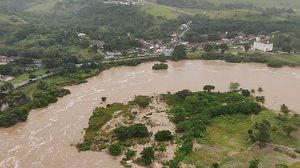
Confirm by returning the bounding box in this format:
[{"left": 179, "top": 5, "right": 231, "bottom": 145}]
[{"left": 156, "top": 0, "right": 300, "bottom": 10}]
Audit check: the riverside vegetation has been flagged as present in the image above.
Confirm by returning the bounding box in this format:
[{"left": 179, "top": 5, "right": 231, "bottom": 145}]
[{"left": 77, "top": 85, "right": 300, "bottom": 167}]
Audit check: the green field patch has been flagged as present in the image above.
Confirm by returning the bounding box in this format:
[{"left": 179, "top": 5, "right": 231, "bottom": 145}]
[
  {"left": 139, "top": 3, "right": 179, "bottom": 20},
  {"left": 84, "top": 103, "right": 129, "bottom": 142}
]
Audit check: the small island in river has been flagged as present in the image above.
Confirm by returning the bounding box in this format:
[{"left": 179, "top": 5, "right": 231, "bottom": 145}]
[
  {"left": 152, "top": 63, "right": 169, "bottom": 70},
  {"left": 77, "top": 85, "right": 300, "bottom": 168}
]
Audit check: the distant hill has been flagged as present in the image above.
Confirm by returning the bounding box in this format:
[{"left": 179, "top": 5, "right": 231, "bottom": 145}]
[
  {"left": 156, "top": 0, "right": 300, "bottom": 10},
  {"left": 0, "top": 0, "right": 41, "bottom": 10}
]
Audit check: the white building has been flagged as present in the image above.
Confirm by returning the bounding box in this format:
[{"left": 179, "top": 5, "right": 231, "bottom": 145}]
[{"left": 253, "top": 36, "right": 273, "bottom": 52}]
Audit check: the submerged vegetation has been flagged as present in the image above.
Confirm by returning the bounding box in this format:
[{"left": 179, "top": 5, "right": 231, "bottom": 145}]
[{"left": 152, "top": 63, "right": 168, "bottom": 70}]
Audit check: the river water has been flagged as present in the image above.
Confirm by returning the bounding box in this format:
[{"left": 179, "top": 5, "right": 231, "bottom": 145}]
[{"left": 1, "top": 60, "right": 300, "bottom": 168}]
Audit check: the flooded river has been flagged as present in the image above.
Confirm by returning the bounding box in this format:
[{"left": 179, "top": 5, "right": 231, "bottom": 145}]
[{"left": 1, "top": 60, "right": 300, "bottom": 168}]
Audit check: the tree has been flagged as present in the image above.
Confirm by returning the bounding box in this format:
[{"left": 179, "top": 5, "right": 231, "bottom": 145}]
[
  {"left": 243, "top": 43, "right": 251, "bottom": 51},
  {"left": 62, "top": 63, "right": 77, "bottom": 74},
  {"left": 258, "top": 87, "right": 263, "bottom": 92},
  {"left": 255, "top": 96, "right": 265, "bottom": 104},
  {"left": 0, "top": 82, "right": 14, "bottom": 93},
  {"left": 140, "top": 147, "right": 155, "bottom": 165},
  {"left": 155, "top": 130, "right": 173, "bottom": 142},
  {"left": 36, "top": 80, "right": 48, "bottom": 90},
  {"left": 108, "top": 144, "right": 122, "bottom": 156},
  {"left": 249, "top": 159, "right": 260, "bottom": 168},
  {"left": 257, "top": 120, "right": 270, "bottom": 148},
  {"left": 101, "top": 97, "right": 107, "bottom": 102},
  {"left": 172, "top": 45, "right": 186, "bottom": 60},
  {"left": 124, "top": 149, "right": 136, "bottom": 160},
  {"left": 191, "top": 46, "right": 197, "bottom": 52},
  {"left": 280, "top": 104, "right": 290, "bottom": 115},
  {"left": 28, "top": 73, "right": 37, "bottom": 79},
  {"left": 241, "top": 89, "right": 251, "bottom": 97},
  {"left": 229, "top": 82, "right": 240, "bottom": 91},
  {"left": 282, "top": 125, "right": 297, "bottom": 137},
  {"left": 212, "top": 163, "right": 220, "bottom": 168},
  {"left": 203, "top": 85, "right": 215, "bottom": 92},
  {"left": 218, "top": 43, "right": 229, "bottom": 53},
  {"left": 203, "top": 43, "right": 213, "bottom": 52}
]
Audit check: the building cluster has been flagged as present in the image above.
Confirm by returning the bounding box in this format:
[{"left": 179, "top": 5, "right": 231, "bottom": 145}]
[
  {"left": 105, "top": 38, "right": 174, "bottom": 59},
  {"left": 206, "top": 33, "right": 274, "bottom": 52}
]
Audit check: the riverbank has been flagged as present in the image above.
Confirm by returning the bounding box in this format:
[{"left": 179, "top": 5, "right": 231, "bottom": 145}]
[{"left": 188, "top": 52, "right": 300, "bottom": 68}]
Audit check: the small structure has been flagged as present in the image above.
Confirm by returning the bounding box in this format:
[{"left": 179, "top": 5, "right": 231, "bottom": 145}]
[
  {"left": 78, "top": 33, "right": 87, "bottom": 38},
  {"left": 180, "top": 24, "right": 188, "bottom": 30},
  {"left": 0, "top": 55, "right": 14, "bottom": 65},
  {"left": 253, "top": 36, "right": 273, "bottom": 52}
]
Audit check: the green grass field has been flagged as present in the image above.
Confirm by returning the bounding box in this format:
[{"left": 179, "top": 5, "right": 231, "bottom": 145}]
[
  {"left": 207, "top": 0, "right": 300, "bottom": 9},
  {"left": 9, "top": 68, "right": 47, "bottom": 84},
  {"left": 139, "top": 3, "right": 179, "bottom": 20},
  {"left": 185, "top": 110, "right": 300, "bottom": 167},
  {"left": 183, "top": 8, "right": 287, "bottom": 21},
  {"left": 25, "top": 0, "right": 60, "bottom": 13}
]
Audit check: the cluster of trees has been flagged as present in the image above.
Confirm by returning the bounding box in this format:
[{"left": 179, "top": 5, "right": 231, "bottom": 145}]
[
  {"left": 200, "top": 52, "right": 293, "bottom": 68},
  {"left": 152, "top": 63, "right": 168, "bottom": 70},
  {"left": 30, "top": 81, "right": 70, "bottom": 108},
  {"left": 154, "top": 130, "right": 173, "bottom": 142},
  {"left": 0, "top": 80, "right": 70, "bottom": 127},
  {"left": 163, "top": 88, "right": 263, "bottom": 166},
  {"left": 114, "top": 124, "right": 149, "bottom": 141},
  {"left": 0, "top": 107, "right": 29, "bottom": 127},
  {"left": 172, "top": 45, "right": 187, "bottom": 60},
  {"left": 131, "top": 96, "right": 151, "bottom": 108}
]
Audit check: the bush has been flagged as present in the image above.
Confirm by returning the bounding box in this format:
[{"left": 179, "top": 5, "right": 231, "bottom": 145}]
[
  {"left": 249, "top": 159, "right": 260, "bottom": 168},
  {"left": 241, "top": 89, "right": 251, "bottom": 97},
  {"left": 114, "top": 124, "right": 149, "bottom": 141},
  {"left": 0, "top": 107, "right": 29, "bottom": 127},
  {"left": 152, "top": 63, "right": 168, "bottom": 70},
  {"left": 101, "top": 97, "right": 107, "bottom": 101},
  {"left": 140, "top": 147, "right": 155, "bottom": 165},
  {"left": 267, "top": 60, "right": 284, "bottom": 68},
  {"left": 28, "top": 73, "right": 37, "bottom": 79},
  {"left": 155, "top": 130, "right": 173, "bottom": 142},
  {"left": 132, "top": 96, "right": 150, "bottom": 108},
  {"left": 124, "top": 149, "right": 136, "bottom": 160},
  {"left": 108, "top": 144, "right": 122, "bottom": 156},
  {"left": 76, "top": 142, "right": 91, "bottom": 151}
]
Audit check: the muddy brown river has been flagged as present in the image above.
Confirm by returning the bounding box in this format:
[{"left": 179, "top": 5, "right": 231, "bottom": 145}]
[{"left": 1, "top": 60, "right": 300, "bottom": 168}]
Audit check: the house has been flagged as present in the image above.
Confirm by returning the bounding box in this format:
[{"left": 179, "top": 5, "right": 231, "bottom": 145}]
[
  {"left": 253, "top": 36, "right": 273, "bottom": 52},
  {"left": 180, "top": 24, "right": 188, "bottom": 30},
  {"left": 78, "top": 33, "right": 87, "bottom": 38},
  {"left": 0, "top": 55, "right": 14, "bottom": 65}
]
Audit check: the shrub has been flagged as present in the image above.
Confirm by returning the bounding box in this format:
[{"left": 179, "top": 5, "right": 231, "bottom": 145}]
[
  {"left": 108, "top": 144, "right": 122, "bottom": 156},
  {"left": 140, "top": 147, "right": 155, "bottom": 165},
  {"left": 152, "top": 63, "right": 168, "bottom": 70},
  {"left": 101, "top": 97, "right": 107, "bottom": 101},
  {"left": 249, "top": 159, "right": 260, "bottom": 168},
  {"left": 241, "top": 89, "right": 251, "bottom": 97},
  {"left": 28, "top": 73, "right": 37, "bottom": 79},
  {"left": 114, "top": 124, "right": 149, "bottom": 141},
  {"left": 124, "top": 149, "right": 136, "bottom": 160},
  {"left": 155, "top": 130, "right": 173, "bottom": 142},
  {"left": 132, "top": 96, "right": 150, "bottom": 108},
  {"left": 267, "top": 60, "right": 284, "bottom": 68}
]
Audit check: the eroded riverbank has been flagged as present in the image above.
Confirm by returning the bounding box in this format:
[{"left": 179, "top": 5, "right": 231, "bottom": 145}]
[{"left": 1, "top": 60, "right": 300, "bottom": 168}]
